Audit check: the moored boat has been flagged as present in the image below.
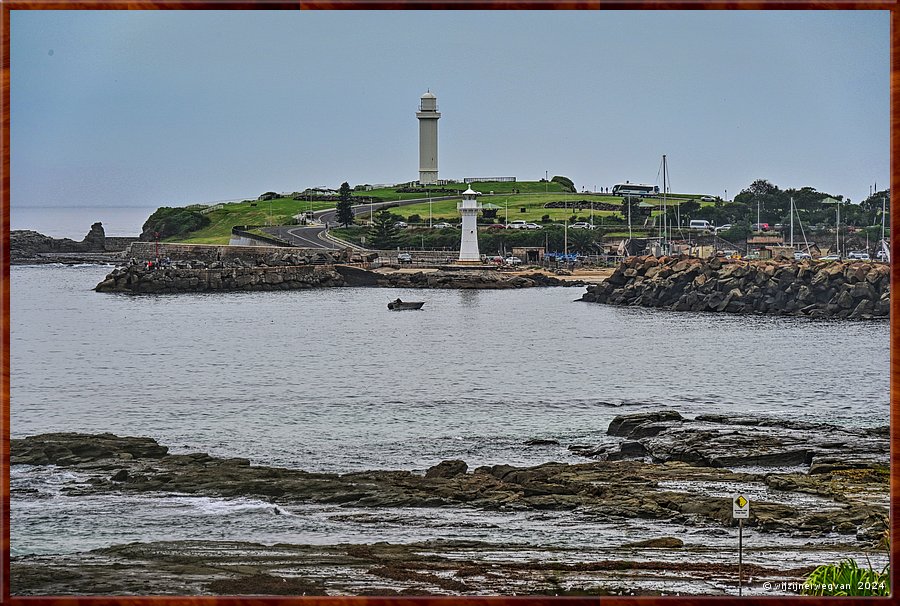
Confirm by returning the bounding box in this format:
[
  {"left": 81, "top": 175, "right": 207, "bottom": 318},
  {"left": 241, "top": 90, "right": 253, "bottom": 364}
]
[{"left": 388, "top": 298, "right": 424, "bottom": 311}]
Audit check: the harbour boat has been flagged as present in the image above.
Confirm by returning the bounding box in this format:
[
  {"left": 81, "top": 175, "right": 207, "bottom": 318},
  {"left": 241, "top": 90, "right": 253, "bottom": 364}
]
[{"left": 388, "top": 298, "right": 424, "bottom": 311}]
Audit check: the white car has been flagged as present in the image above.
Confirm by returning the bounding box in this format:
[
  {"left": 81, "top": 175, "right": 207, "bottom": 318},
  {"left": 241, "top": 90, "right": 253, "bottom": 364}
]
[
  {"left": 715, "top": 224, "right": 733, "bottom": 233},
  {"left": 820, "top": 254, "right": 841, "bottom": 261},
  {"left": 506, "top": 220, "right": 528, "bottom": 229},
  {"left": 847, "top": 251, "right": 871, "bottom": 260},
  {"left": 571, "top": 222, "right": 594, "bottom": 229},
  {"left": 395, "top": 221, "right": 408, "bottom": 229},
  {"left": 525, "top": 223, "right": 542, "bottom": 230},
  {"left": 397, "top": 252, "right": 412, "bottom": 264},
  {"left": 701, "top": 196, "right": 717, "bottom": 202},
  {"left": 504, "top": 256, "right": 523, "bottom": 266},
  {"left": 794, "top": 251, "right": 812, "bottom": 260},
  {"left": 432, "top": 222, "right": 454, "bottom": 229}
]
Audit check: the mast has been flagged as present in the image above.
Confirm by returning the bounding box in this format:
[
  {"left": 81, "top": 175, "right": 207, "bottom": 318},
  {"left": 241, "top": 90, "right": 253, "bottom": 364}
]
[
  {"left": 662, "top": 154, "right": 668, "bottom": 252},
  {"left": 836, "top": 201, "right": 840, "bottom": 256},
  {"left": 790, "top": 197, "right": 794, "bottom": 248}
]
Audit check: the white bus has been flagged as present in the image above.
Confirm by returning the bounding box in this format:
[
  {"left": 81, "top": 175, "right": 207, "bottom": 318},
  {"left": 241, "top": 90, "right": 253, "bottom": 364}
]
[{"left": 612, "top": 183, "right": 660, "bottom": 197}]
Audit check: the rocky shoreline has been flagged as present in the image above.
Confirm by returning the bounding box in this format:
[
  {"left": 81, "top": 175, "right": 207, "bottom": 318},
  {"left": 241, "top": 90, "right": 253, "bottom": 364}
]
[
  {"left": 11, "top": 223, "right": 136, "bottom": 264},
  {"left": 581, "top": 255, "right": 890, "bottom": 319},
  {"left": 11, "top": 411, "right": 889, "bottom": 595}
]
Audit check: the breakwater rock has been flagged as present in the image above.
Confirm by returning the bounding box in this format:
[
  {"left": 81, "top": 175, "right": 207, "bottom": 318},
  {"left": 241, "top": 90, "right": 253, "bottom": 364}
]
[
  {"left": 95, "top": 261, "right": 345, "bottom": 293},
  {"left": 580, "top": 255, "right": 889, "bottom": 319},
  {"left": 372, "top": 270, "right": 582, "bottom": 289}
]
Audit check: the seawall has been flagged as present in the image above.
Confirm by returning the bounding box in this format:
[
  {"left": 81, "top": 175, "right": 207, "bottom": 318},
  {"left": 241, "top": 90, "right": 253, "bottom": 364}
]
[{"left": 580, "top": 255, "right": 889, "bottom": 319}]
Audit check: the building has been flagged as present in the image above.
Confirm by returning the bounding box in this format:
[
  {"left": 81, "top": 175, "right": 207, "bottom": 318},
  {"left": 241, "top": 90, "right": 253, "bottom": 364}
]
[
  {"left": 416, "top": 91, "right": 441, "bottom": 185},
  {"left": 458, "top": 186, "right": 482, "bottom": 263}
]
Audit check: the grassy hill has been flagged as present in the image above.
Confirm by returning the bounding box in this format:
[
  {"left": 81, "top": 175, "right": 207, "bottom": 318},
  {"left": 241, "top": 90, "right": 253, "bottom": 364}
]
[{"left": 169, "top": 198, "right": 336, "bottom": 244}]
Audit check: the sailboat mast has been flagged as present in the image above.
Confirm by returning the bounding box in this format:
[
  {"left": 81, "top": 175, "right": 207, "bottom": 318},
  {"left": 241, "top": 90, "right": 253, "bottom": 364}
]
[
  {"left": 790, "top": 197, "right": 794, "bottom": 248},
  {"left": 662, "top": 154, "right": 667, "bottom": 251}
]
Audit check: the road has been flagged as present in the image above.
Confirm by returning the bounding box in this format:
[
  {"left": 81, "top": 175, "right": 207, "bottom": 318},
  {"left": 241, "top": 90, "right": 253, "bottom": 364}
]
[{"left": 262, "top": 195, "right": 460, "bottom": 249}]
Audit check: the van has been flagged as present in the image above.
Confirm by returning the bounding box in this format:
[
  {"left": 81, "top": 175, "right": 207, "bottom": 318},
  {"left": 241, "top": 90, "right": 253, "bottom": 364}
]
[{"left": 689, "top": 220, "right": 712, "bottom": 230}]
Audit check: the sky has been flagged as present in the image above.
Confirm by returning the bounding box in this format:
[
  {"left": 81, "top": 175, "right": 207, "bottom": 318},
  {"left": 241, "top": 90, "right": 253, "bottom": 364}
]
[{"left": 10, "top": 10, "right": 890, "bottom": 209}]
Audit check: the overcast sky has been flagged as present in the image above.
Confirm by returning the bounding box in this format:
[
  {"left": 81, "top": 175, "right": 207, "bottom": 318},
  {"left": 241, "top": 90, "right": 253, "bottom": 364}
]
[{"left": 11, "top": 10, "right": 889, "bottom": 208}]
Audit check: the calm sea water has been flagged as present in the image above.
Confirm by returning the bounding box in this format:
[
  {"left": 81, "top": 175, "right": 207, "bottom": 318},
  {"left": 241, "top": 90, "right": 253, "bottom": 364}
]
[
  {"left": 9, "top": 264, "right": 890, "bottom": 560},
  {"left": 10, "top": 206, "right": 155, "bottom": 239}
]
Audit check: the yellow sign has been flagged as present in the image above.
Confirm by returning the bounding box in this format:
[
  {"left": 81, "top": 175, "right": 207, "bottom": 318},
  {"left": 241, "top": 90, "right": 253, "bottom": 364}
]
[{"left": 736, "top": 495, "right": 748, "bottom": 508}]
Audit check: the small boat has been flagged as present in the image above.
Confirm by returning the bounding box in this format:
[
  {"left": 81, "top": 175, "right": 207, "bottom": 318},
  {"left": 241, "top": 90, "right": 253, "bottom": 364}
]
[{"left": 388, "top": 298, "right": 424, "bottom": 311}]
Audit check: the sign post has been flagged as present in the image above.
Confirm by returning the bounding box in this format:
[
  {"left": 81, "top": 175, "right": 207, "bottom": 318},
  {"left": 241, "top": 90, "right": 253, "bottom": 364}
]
[{"left": 733, "top": 494, "right": 750, "bottom": 596}]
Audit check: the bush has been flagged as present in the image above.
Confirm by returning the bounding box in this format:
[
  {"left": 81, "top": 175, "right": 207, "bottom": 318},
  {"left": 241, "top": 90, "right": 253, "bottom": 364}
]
[
  {"left": 407, "top": 214, "right": 422, "bottom": 224},
  {"left": 551, "top": 175, "right": 576, "bottom": 192},
  {"left": 541, "top": 214, "right": 551, "bottom": 223},
  {"left": 141, "top": 207, "right": 210, "bottom": 241}
]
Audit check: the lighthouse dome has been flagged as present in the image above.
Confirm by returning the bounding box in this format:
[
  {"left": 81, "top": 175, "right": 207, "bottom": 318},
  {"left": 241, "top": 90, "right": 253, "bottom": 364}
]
[{"left": 421, "top": 91, "right": 436, "bottom": 99}]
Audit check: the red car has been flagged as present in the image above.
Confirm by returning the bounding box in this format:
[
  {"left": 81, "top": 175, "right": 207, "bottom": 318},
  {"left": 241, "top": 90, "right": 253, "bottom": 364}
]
[{"left": 484, "top": 224, "right": 507, "bottom": 230}]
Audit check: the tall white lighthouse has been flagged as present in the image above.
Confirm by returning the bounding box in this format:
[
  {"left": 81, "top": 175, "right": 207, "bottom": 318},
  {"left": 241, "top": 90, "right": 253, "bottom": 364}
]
[
  {"left": 416, "top": 90, "right": 440, "bottom": 185},
  {"left": 458, "top": 186, "right": 482, "bottom": 263}
]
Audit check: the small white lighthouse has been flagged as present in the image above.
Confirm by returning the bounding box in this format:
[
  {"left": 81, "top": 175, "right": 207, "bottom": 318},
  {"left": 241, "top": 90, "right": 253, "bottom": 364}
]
[
  {"left": 416, "top": 90, "right": 440, "bottom": 185},
  {"left": 458, "top": 186, "right": 482, "bottom": 263}
]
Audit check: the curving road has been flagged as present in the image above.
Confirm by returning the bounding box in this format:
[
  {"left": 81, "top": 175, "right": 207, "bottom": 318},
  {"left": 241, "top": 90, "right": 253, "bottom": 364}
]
[{"left": 263, "top": 195, "right": 460, "bottom": 250}]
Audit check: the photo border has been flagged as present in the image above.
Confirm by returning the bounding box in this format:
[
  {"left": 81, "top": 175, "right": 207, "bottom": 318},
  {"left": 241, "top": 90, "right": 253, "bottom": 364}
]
[{"left": 0, "top": 2, "right": 896, "bottom": 604}]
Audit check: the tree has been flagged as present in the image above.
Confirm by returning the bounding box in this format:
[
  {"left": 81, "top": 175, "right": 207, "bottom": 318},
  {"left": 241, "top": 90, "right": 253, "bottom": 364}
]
[
  {"left": 369, "top": 209, "right": 401, "bottom": 249},
  {"left": 620, "top": 196, "right": 645, "bottom": 223},
  {"left": 336, "top": 182, "right": 354, "bottom": 227}
]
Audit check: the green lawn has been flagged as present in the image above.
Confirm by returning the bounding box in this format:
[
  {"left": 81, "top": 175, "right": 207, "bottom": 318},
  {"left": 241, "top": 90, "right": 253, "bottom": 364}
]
[
  {"left": 171, "top": 197, "right": 335, "bottom": 244},
  {"left": 391, "top": 193, "right": 627, "bottom": 224}
]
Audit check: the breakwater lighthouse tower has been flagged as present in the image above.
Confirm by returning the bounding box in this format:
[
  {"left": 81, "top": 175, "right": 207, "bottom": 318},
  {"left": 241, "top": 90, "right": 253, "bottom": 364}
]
[
  {"left": 416, "top": 90, "right": 440, "bottom": 185},
  {"left": 458, "top": 186, "right": 482, "bottom": 263}
]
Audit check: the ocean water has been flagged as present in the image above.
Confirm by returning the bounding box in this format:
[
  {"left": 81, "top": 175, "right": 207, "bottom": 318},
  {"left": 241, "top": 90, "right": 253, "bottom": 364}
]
[
  {"left": 8, "top": 264, "right": 891, "bottom": 560},
  {"left": 10, "top": 206, "right": 155, "bottom": 239}
]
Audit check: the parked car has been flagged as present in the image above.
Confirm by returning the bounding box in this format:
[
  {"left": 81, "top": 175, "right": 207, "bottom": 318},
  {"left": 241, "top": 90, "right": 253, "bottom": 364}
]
[
  {"left": 504, "top": 256, "right": 523, "bottom": 266},
  {"left": 819, "top": 254, "right": 842, "bottom": 261},
  {"left": 570, "top": 222, "right": 594, "bottom": 229},
  {"left": 525, "top": 223, "right": 542, "bottom": 230},
  {"left": 751, "top": 223, "right": 770, "bottom": 231},
  {"left": 847, "top": 251, "right": 871, "bottom": 260},
  {"left": 743, "top": 252, "right": 761, "bottom": 260},
  {"left": 432, "top": 222, "right": 453, "bottom": 229},
  {"left": 397, "top": 252, "right": 412, "bottom": 264},
  {"left": 876, "top": 250, "right": 889, "bottom": 261},
  {"left": 395, "top": 221, "right": 408, "bottom": 229},
  {"left": 715, "top": 224, "right": 733, "bottom": 233},
  {"left": 485, "top": 223, "right": 507, "bottom": 230},
  {"left": 506, "top": 220, "right": 528, "bottom": 229},
  {"left": 700, "top": 196, "right": 716, "bottom": 202},
  {"left": 794, "top": 251, "right": 812, "bottom": 260},
  {"left": 689, "top": 219, "right": 713, "bottom": 231}
]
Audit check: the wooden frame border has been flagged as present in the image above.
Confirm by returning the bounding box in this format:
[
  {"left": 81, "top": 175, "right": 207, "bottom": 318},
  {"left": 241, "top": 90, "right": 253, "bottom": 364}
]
[{"left": 0, "top": 3, "right": 895, "bottom": 604}]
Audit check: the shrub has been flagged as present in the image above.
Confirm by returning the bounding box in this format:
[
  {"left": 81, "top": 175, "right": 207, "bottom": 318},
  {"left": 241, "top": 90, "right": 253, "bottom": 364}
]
[
  {"left": 541, "top": 214, "right": 551, "bottom": 223},
  {"left": 551, "top": 175, "right": 576, "bottom": 192},
  {"left": 141, "top": 207, "right": 210, "bottom": 241},
  {"left": 407, "top": 214, "right": 422, "bottom": 224}
]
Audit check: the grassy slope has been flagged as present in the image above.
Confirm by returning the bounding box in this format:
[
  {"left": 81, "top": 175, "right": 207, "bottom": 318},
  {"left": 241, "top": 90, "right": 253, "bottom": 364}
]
[{"left": 171, "top": 198, "right": 336, "bottom": 244}]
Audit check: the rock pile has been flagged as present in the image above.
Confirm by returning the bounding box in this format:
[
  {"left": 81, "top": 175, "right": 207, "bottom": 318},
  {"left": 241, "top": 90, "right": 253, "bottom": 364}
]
[
  {"left": 374, "top": 271, "right": 581, "bottom": 289},
  {"left": 95, "top": 261, "right": 345, "bottom": 294},
  {"left": 581, "top": 255, "right": 889, "bottom": 319}
]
